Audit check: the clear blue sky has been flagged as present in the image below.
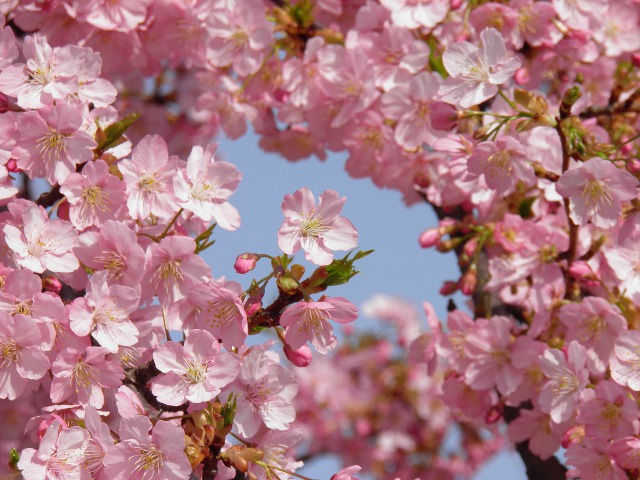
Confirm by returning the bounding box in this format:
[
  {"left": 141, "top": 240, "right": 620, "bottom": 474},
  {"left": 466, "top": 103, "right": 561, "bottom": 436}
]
[{"left": 208, "top": 132, "right": 527, "bottom": 480}]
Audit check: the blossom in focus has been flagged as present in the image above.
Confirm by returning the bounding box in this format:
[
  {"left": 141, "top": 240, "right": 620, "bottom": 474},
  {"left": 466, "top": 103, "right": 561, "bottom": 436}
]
[
  {"left": 152, "top": 329, "right": 239, "bottom": 406},
  {"left": 556, "top": 157, "right": 638, "bottom": 229},
  {"left": 18, "top": 420, "right": 89, "bottom": 480},
  {"left": 280, "top": 297, "right": 358, "bottom": 354},
  {"left": 103, "top": 415, "right": 191, "bottom": 480},
  {"left": 439, "top": 28, "right": 521, "bottom": 108},
  {"left": 278, "top": 188, "right": 358, "bottom": 266}
]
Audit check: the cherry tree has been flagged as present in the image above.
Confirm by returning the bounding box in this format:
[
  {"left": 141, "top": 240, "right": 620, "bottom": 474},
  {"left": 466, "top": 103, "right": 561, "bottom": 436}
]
[{"left": 0, "top": 1, "right": 639, "bottom": 480}]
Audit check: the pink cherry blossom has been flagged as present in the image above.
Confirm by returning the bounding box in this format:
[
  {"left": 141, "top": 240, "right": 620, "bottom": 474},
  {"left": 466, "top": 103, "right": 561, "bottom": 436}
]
[
  {"left": 539, "top": 341, "right": 589, "bottom": 423},
  {"left": 118, "top": 134, "right": 180, "bottom": 221},
  {"left": 558, "top": 297, "right": 626, "bottom": 374},
  {"left": 143, "top": 235, "right": 211, "bottom": 308},
  {"left": 68, "top": 271, "right": 140, "bottom": 352},
  {"left": 205, "top": 0, "right": 272, "bottom": 76},
  {"left": 18, "top": 420, "right": 89, "bottom": 480},
  {"left": 610, "top": 330, "right": 640, "bottom": 391},
  {"left": 466, "top": 136, "right": 535, "bottom": 196},
  {"left": 60, "top": 159, "right": 126, "bottom": 231},
  {"left": 103, "top": 415, "right": 191, "bottom": 480},
  {"left": 556, "top": 157, "right": 638, "bottom": 229},
  {"left": 278, "top": 188, "right": 358, "bottom": 266},
  {"left": 281, "top": 297, "right": 358, "bottom": 354},
  {"left": 378, "top": 0, "right": 449, "bottom": 30},
  {"left": 173, "top": 144, "right": 242, "bottom": 230},
  {"left": 152, "top": 329, "right": 239, "bottom": 406},
  {"left": 439, "top": 28, "right": 521, "bottom": 108},
  {"left": 0, "top": 312, "right": 50, "bottom": 400},
  {"left": 13, "top": 104, "right": 97, "bottom": 185},
  {"left": 75, "top": 220, "right": 146, "bottom": 288},
  {"left": 4, "top": 203, "right": 79, "bottom": 274},
  {"left": 187, "top": 281, "right": 248, "bottom": 349},
  {"left": 0, "top": 34, "right": 78, "bottom": 109},
  {"left": 229, "top": 344, "right": 298, "bottom": 438},
  {"left": 50, "top": 346, "right": 124, "bottom": 408},
  {"left": 332, "top": 465, "right": 362, "bottom": 480}
]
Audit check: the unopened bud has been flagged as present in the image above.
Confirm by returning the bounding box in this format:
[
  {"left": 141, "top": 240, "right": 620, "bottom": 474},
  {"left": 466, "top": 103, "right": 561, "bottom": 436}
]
[
  {"left": 419, "top": 228, "right": 440, "bottom": 248},
  {"left": 485, "top": 405, "right": 502, "bottom": 424},
  {"left": 56, "top": 201, "right": 70, "bottom": 221},
  {"left": 439, "top": 280, "right": 458, "bottom": 296},
  {"left": 436, "top": 237, "right": 462, "bottom": 253},
  {"left": 42, "top": 276, "right": 62, "bottom": 294},
  {"left": 234, "top": 253, "right": 258, "bottom": 274},
  {"left": 459, "top": 266, "right": 477, "bottom": 295},
  {"left": 283, "top": 344, "right": 312, "bottom": 367},
  {"left": 6, "top": 158, "right": 19, "bottom": 173},
  {"left": 514, "top": 67, "right": 529, "bottom": 86},
  {"left": 568, "top": 260, "right": 592, "bottom": 279},
  {"left": 632, "top": 53, "right": 640, "bottom": 68},
  {"left": 429, "top": 102, "right": 458, "bottom": 131}
]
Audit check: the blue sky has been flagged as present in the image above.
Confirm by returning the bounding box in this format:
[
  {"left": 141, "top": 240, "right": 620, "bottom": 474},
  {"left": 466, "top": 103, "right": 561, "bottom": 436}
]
[{"left": 209, "top": 132, "right": 527, "bottom": 479}]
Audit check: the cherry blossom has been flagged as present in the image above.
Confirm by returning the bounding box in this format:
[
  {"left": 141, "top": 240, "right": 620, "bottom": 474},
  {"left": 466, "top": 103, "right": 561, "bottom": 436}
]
[
  {"left": 152, "top": 329, "right": 239, "bottom": 406},
  {"left": 278, "top": 188, "right": 358, "bottom": 266},
  {"left": 439, "top": 28, "right": 521, "bottom": 108}
]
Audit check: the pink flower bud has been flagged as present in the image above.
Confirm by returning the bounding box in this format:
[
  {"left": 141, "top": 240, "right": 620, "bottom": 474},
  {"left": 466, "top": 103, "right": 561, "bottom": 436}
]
[
  {"left": 485, "top": 405, "right": 502, "bottom": 424},
  {"left": 450, "top": 0, "right": 463, "bottom": 8},
  {"left": 283, "top": 344, "right": 312, "bottom": 367},
  {"left": 234, "top": 253, "right": 258, "bottom": 274},
  {"left": 439, "top": 280, "right": 458, "bottom": 295},
  {"left": 568, "top": 261, "right": 592, "bottom": 279},
  {"left": 632, "top": 53, "right": 640, "bottom": 68},
  {"left": 459, "top": 267, "right": 477, "bottom": 295},
  {"left": 514, "top": 67, "right": 530, "bottom": 86},
  {"left": 6, "top": 158, "right": 19, "bottom": 173},
  {"left": 463, "top": 238, "right": 478, "bottom": 258},
  {"left": 419, "top": 228, "right": 440, "bottom": 248},
  {"left": 628, "top": 158, "right": 640, "bottom": 174},
  {"left": 56, "top": 200, "right": 70, "bottom": 221},
  {"left": 42, "top": 275, "right": 62, "bottom": 294},
  {"left": 430, "top": 101, "right": 459, "bottom": 131}
]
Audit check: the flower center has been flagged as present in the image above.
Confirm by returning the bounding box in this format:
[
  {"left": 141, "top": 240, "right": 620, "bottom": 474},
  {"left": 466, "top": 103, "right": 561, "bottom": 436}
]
[
  {"left": 82, "top": 186, "right": 110, "bottom": 214},
  {"left": 95, "top": 250, "right": 128, "bottom": 280},
  {"left": 583, "top": 180, "right": 613, "bottom": 209},
  {"left": 183, "top": 360, "right": 207, "bottom": 384},
  {"left": 37, "top": 130, "right": 68, "bottom": 162},
  {"left": 71, "top": 359, "right": 99, "bottom": 388},
  {"left": 0, "top": 338, "right": 19, "bottom": 367},
  {"left": 483, "top": 149, "right": 513, "bottom": 179},
  {"left": 205, "top": 300, "right": 239, "bottom": 328},
  {"left": 133, "top": 444, "right": 164, "bottom": 478},
  {"left": 151, "top": 260, "right": 184, "bottom": 291}
]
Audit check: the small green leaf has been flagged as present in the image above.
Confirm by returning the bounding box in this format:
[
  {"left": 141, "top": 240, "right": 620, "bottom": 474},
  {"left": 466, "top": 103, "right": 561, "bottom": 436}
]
[
  {"left": 221, "top": 395, "right": 237, "bottom": 428},
  {"left": 322, "top": 249, "right": 373, "bottom": 287},
  {"left": 96, "top": 112, "right": 140, "bottom": 153},
  {"left": 9, "top": 448, "right": 19, "bottom": 467}
]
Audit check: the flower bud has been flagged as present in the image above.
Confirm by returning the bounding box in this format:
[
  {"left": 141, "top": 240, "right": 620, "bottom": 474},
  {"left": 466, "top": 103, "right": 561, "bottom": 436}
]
[
  {"left": 56, "top": 200, "right": 70, "bottom": 221},
  {"left": 234, "top": 253, "right": 258, "bottom": 274},
  {"left": 418, "top": 228, "right": 440, "bottom": 248},
  {"left": 514, "top": 67, "right": 529, "bottom": 86},
  {"left": 42, "top": 276, "right": 62, "bottom": 294},
  {"left": 633, "top": 53, "right": 640, "bottom": 68},
  {"left": 459, "top": 266, "right": 477, "bottom": 295},
  {"left": 283, "top": 344, "right": 312, "bottom": 367},
  {"left": 429, "top": 101, "right": 458, "bottom": 131},
  {"left": 439, "top": 280, "right": 458, "bottom": 296},
  {"left": 5, "top": 158, "right": 19, "bottom": 173}
]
